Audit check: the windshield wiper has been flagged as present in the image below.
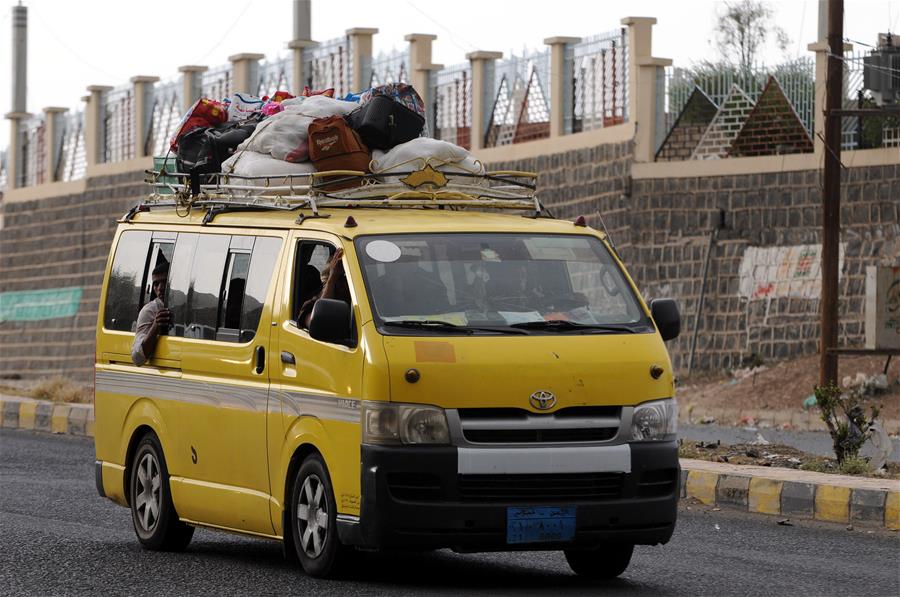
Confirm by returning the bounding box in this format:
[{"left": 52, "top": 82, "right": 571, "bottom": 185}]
[
  {"left": 383, "top": 320, "right": 527, "bottom": 335},
  {"left": 509, "top": 320, "right": 639, "bottom": 333}
]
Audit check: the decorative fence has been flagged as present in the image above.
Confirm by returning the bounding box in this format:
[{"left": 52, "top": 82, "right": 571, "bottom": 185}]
[
  {"left": 302, "top": 35, "right": 352, "bottom": 97},
  {"left": 657, "top": 57, "right": 816, "bottom": 161},
  {"left": 257, "top": 55, "right": 291, "bottom": 99},
  {"left": 484, "top": 48, "right": 552, "bottom": 148},
  {"left": 840, "top": 49, "right": 900, "bottom": 149},
  {"left": 59, "top": 111, "right": 86, "bottom": 182},
  {"left": 369, "top": 48, "right": 409, "bottom": 87},
  {"left": 22, "top": 116, "right": 45, "bottom": 187},
  {"left": 573, "top": 28, "right": 630, "bottom": 133},
  {"left": 148, "top": 79, "right": 183, "bottom": 157},
  {"left": 201, "top": 64, "right": 232, "bottom": 101},
  {"left": 432, "top": 62, "right": 472, "bottom": 149},
  {"left": 104, "top": 86, "right": 134, "bottom": 163}
]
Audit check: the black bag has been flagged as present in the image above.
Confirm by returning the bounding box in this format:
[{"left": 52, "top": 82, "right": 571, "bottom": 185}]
[
  {"left": 175, "top": 119, "right": 258, "bottom": 174},
  {"left": 347, "top": 95, "right": 425, "bottom": 150}
]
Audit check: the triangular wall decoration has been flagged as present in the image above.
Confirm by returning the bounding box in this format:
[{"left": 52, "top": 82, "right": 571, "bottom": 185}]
[
  {"left": 656, "top": 86, "right": 719, "bottom": 161},
  {"left": 729, "top": 76, "right": 814, "bottom": 157},
  {"left": 691, "top": 84, "right": 755, "bottom": 160}
]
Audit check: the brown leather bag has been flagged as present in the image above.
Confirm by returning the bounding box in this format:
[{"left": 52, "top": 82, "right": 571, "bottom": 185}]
[{"left": 308, "top": 115, "right": 370, "bottom": 190}]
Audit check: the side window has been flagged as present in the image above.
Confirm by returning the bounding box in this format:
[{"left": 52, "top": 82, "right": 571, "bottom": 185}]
[
  {"left": 241, "top": 237, "right": 282, "bottom": 341},
  {"left": 141, "top": 233, "right": 176, "bottom": 307},
  {"left": 215, "top": 249, "right": 252, "bottom": 342},
  {"left": 104, "top": 230, "right": 151, "bottom": 331},
  {"left": 165, "top": 233, "right": 199, "bottom": 338},
  {"left": 292, "top": 241, "right": 335, "bottom": 321},
  {"left": 186, "top": 234, "right": 230, "bottom": 340}
]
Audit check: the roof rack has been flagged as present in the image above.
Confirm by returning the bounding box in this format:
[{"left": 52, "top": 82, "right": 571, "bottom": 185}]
[{"left": 138, "top": 165, "right": 543, "bottom": 221}]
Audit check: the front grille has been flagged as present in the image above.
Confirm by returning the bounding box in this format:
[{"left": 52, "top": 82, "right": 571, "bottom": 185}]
[
  {"left": 636, "top": 468, "right": 678, "bottom": 498},
  {"left": 463, "top": 427, "right": 617, "bottom": 443},
  {"left": 457, "top": 406, "right": 621, "bottom": 445},
  {"left": 457, "top": 473, "right": 625, "bottom": 502}
]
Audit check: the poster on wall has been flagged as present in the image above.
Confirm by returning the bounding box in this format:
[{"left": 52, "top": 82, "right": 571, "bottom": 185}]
[
  {"left": 738, "top": 244, "right": 846, "bottom": 300},
  {"left": 0, "top": 287, "right": 83, "bottom": 322}
]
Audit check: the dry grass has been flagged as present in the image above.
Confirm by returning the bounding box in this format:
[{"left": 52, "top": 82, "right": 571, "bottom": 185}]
[{"left": 29, "top": 377, "right": 92, "bottom": 404}]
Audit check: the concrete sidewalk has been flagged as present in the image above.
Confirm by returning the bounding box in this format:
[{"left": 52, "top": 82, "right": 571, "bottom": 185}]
[{"left": 2, "top": 393, "right": 897, "bottom": 530}]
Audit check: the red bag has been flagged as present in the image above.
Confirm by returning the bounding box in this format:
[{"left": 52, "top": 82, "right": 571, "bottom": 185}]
[
  {"left": 302, "top": 86, "right": 335, "bottom": 98},
  {"left": 169, "top": 98, "right": 228, "bottom": 152},
  {"left": 308, "top": 115, "right": 370, "bottom": 190}
]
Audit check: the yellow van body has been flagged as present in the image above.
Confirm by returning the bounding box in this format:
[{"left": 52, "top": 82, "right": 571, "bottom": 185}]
[{"left": 95, "top": 205, "right": 679, "bottom": 560}]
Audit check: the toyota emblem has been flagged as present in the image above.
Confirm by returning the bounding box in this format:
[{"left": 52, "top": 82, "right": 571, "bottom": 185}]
[{"left": 529, "top": 390, "right": 557, "bottom": 411}]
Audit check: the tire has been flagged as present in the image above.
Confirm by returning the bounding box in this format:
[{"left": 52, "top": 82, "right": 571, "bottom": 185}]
[
  {"left": 129, "top": 432, "right": 194, "bottom": 551},
  {"left": 289, "top": 454, "right": 347, "bottom": 578},
  {"left": 564, "top": 544, "right": 634, "bottom": 579}
]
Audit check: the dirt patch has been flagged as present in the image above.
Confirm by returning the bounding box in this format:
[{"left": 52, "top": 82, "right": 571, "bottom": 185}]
[
  {"left": 678, "top": 353, "right": 899, "bottom": 421},
  {"left": 679, "top": 439, "right": 900, "bottom": 479}
]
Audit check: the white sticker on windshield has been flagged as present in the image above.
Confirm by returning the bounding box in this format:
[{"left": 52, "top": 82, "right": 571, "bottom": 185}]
[{"left": 366, "top": 240, "right": 402, "bottom": 263}]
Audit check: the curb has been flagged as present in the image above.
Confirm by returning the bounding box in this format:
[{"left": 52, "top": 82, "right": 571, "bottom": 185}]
[
  {"left": 679, "top": 405, "right": 900, "bottom": 435},
  {"left": 681, "top": 459, "right": 900, "bottom": 530},
  {"left": 0, "top": 395, "right": 94, "bottom": 438},
  {"left": 2, "top": 395, "right": 897, "bottom": 530}
]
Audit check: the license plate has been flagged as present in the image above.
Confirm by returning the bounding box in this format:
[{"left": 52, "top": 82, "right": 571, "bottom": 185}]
[{"left": 506, "top": 506, "right": 576, "bottom": 544}]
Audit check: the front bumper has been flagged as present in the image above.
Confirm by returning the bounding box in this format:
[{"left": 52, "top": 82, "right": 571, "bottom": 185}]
[{"left": 351, "top": 441, "right": 679, "bottom": 551}]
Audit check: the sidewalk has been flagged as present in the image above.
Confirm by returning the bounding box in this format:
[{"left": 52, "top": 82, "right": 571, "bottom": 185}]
[
  {"left": 679, "top": 404, "right": 900, "bottom": 435},
  {"left": 2, "top": 394, "right": 897, "bottom": 530}
]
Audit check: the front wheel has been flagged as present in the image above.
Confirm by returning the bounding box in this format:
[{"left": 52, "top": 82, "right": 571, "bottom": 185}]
[
  {"left": 290, "top": 454, "right": 348, "bottom": 578},
  {"left": 129, "top": 433, "right": 194, "bottom": 551},
  {"left": 564, "top": 544, "right": 634, "bottom": 578}
]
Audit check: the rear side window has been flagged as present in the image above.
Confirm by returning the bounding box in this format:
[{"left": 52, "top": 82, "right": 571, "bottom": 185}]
[
  {"left": 104, "top": 230, "right": 151, "bottom": 331},
  {"left": 185, "top": 235, "right": 230, "bottom": 340},
  {"left": 241, "top": 237, "right": 282, "bottom": 340}
]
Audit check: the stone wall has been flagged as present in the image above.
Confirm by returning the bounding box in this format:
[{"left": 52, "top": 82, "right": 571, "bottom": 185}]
[{"left": 0, "top": 171, "right": 146, "bottom": 384}]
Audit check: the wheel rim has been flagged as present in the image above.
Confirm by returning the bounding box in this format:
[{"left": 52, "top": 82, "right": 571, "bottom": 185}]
[
  {"left": 296, "top": 474, "right": 328, "bottom": 558},
  {"left": 134, "top": 452, "right": 161, "bottom": 533}
]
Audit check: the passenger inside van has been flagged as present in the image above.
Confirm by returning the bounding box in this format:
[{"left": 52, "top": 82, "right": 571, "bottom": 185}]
[
  {"left": 131, "top": 261, "right": 172, "bottom": 366},
  {"left": 299, "top": 248, "right": 350, "bottom": 328}
]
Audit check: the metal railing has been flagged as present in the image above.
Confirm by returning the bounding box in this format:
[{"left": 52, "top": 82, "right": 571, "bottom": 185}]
[
  {"left": 201, "top": 64, "right": 232, "bottom": 101},
  {"left": 573, "top": 28, "right": 629, "bottom": 132},
  {"left": 484, "top": 48, "right": 552, "bottom": 147},
  {"left": 257, "top": 55, "right": 291, "bottom": 98},
  {"left": 59, "top": 111, "right": 86, "bottom": 182},
  {"left": 302, "top": 35, "right": 352, "bottom": 96},
  {"left": 21, "top": 115, "right": 46, "bottom": 187},
  {"left": 369, "top": 47, "right": 410, "bottom": 87},
  {"left": 104, "top": 86, "right": 134, "bottom": 163},
  {"left": 840, "top": 49, "right": 900, "bottom": 149},
  {"left": 433, "top": 62, "right": 472, "bottom": 149},
  {"left": 148, "top": 78, "right": 183, "bottom": 157}
]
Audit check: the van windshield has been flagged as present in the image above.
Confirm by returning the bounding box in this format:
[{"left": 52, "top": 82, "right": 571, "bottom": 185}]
[{"left": 355, "top": 233, "right": 651, "bottom": 334}]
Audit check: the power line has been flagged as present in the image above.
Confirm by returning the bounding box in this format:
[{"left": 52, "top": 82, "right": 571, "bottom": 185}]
[{"left": 194, "top": 0, "right": 256, "bottom": 64}]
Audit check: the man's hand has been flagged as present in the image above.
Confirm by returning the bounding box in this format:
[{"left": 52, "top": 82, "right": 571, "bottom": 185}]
[
  {"left": 153, "top": 308, "right": 172, "bottom": 328},
  {"left": 327, "top": 248, "right": 345, "bottom": 280}
]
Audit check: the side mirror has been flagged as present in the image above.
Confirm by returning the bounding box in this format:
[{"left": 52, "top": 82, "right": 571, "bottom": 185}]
[
  {"left": 308, "top": 299, "right": 352, "bottom": 345},
  {"left": 650, "top": 298, "right": 681, "bottom": 342}
]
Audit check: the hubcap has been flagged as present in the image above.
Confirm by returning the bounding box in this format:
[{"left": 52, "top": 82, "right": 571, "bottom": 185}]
[
  {"left": 135, "top": 453, "right": 161, "bottom": 532},
  {"left": 296, "top": 474, "right": 328, "bottom": 558}
]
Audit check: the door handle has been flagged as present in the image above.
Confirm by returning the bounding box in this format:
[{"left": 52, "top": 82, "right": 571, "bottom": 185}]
[
  {"left": 281, "top": 351, "right": 296, "bottom": 365},
  {"left": 254, "top": 346, "right": 265, "bottom": 374}
]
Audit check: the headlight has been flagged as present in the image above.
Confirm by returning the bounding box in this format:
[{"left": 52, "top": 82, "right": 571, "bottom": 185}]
[
  {"left": 631, "top": 399, "right": 677, "bottom": 441},
  {"left": 362, "top": 401, "right": 450, "bottom": 445}
]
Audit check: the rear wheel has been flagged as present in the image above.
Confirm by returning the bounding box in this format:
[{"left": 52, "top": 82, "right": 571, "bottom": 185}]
[
  {"left": 564, "top": 544, "right": 634, "bottom": 578},
  {"left": 290, "top": 454, "right": 348, "bottom": 578},
  {"left": 129, "top": 433, "right": 194, "bottom": 551}
]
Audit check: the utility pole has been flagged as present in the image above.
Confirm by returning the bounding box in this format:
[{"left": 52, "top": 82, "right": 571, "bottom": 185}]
[{"left": 820, "top": 0, "right": 843, "bottom": 387}]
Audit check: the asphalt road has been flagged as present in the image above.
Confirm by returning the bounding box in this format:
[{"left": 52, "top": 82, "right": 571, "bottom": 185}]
[
  {"left": 1, "top": 429, "right": 898, "bottom": 597},
  {"left": 681, "top": 423, "right": 900, "bottom": 463}
]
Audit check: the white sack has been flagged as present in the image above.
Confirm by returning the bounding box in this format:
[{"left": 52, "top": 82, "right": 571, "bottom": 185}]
[
  {"left": 370, "top": 138, "right": 485, "bottom": 181},
  {"left": 238, "top": 112, "right": 315, "bottom": 162},
  {"left": 221, "top": 150, "right": 316, "bottom": 184},
  {"left": 281, "top": 95, "right": 357, "bottom": 118}
]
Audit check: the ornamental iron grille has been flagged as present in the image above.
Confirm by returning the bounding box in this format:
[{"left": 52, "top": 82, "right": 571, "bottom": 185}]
[
  {"left": 60, "top": 111, "right": 86, "bottom": 182},
  {"left": 573, "top": 28, "right": 629, "bottom": 132},
  {"left": 201, "top": 64, "right": 233, "bottom": 101},
  {"left": 257, "top": 55, "right": 291, "bottom": 98},
  {"left": 22, "top": 116, "right": 45, "bottom": 187},
  {"left": 149, "top": 79, "right": 183, "bottom": 157},
  {"left": 690, "top": 84, "right": 755, "bottom": 160},
  {"left": 729, "top": 76, "right": 814, "bottom": 157},
  {"left": 484, "top": 48, "right": 552, "bottom": 147},
  {"left": 369, "top": 48, "right": 410, "bottom": 87},
  {"left": 842, "top": 49, "right": 900, "bottom": 149},
  {"left": 433, "top": 62, "right": 472, "bottom": 149},
  {"left": 303, "top": 35, "right": 352, "bottom": 97},
  {"left": 104, "top": 86, "right": 134, "bottom": 163},
  {"left": 655, "top": 86, "right": 718, "bottom": 161}
]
